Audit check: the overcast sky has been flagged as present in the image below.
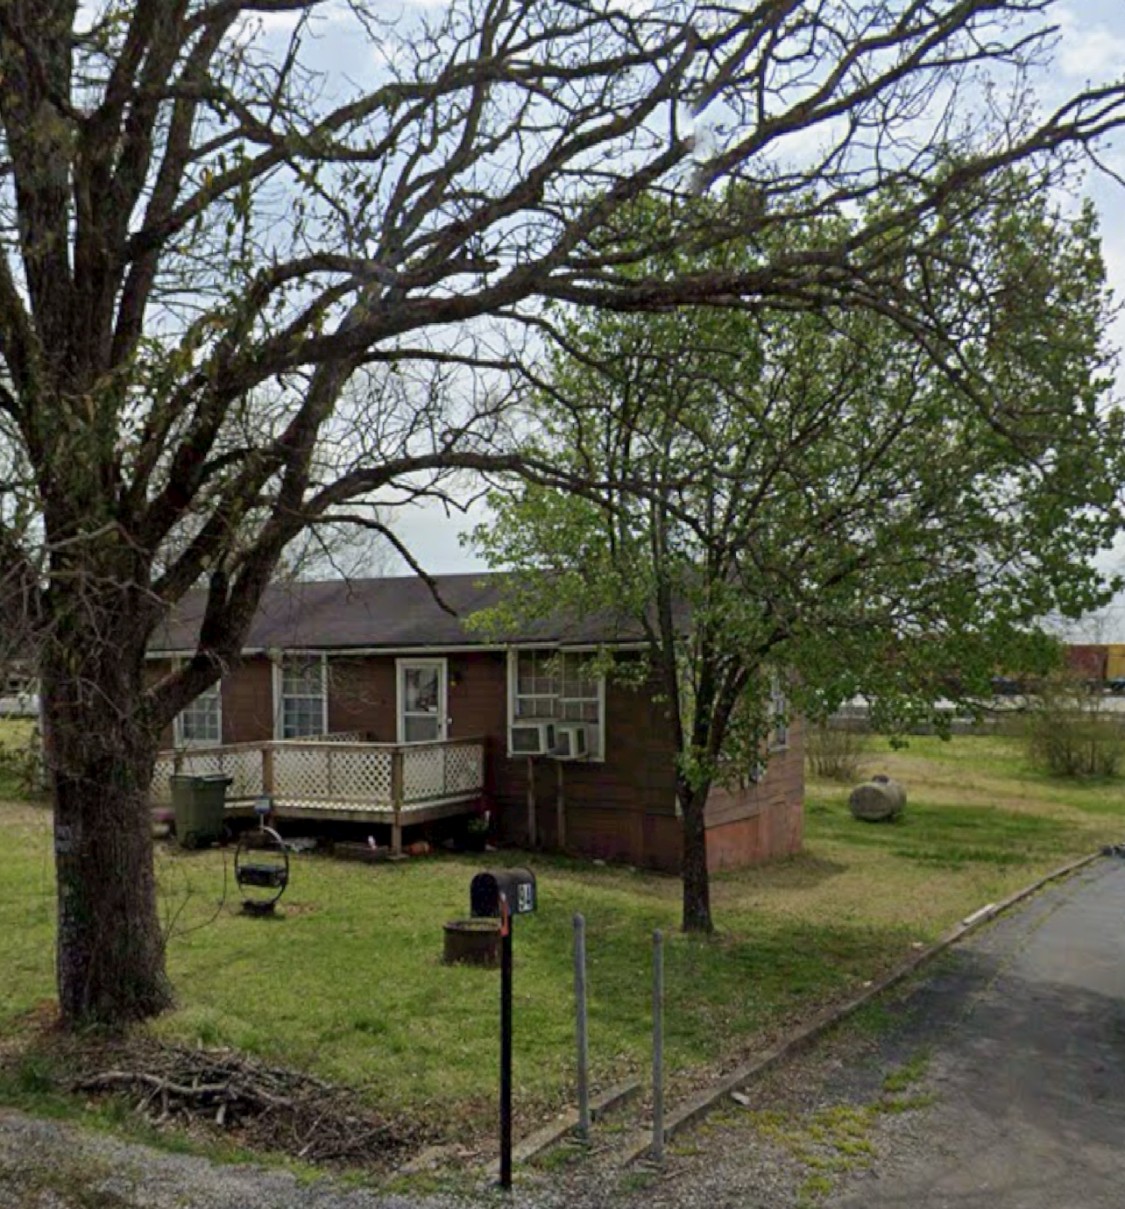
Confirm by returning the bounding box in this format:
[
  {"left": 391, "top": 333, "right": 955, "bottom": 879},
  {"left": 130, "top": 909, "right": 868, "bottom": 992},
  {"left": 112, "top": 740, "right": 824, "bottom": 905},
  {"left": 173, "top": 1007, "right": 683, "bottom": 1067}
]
[
  {"left": 1058, "top": 4, "right": 1125, "bottom": 637},
  {"left": 371, "top": 3, "right": 1125, "bottom": 636}
]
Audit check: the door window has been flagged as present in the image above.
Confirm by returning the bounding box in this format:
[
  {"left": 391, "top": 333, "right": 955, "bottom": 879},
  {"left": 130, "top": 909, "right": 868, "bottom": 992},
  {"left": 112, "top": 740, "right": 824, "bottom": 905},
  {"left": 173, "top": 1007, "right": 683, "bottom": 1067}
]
[{"left": 398, "top": 660, "right": 447, "bottom": 743}]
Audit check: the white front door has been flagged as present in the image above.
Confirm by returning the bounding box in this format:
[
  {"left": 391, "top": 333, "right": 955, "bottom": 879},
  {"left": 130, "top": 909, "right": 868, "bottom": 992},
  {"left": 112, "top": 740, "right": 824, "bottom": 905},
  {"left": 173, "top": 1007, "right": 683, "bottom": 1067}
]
[{"left": 396, "top": 659, "right": 448, "bottom": 744}]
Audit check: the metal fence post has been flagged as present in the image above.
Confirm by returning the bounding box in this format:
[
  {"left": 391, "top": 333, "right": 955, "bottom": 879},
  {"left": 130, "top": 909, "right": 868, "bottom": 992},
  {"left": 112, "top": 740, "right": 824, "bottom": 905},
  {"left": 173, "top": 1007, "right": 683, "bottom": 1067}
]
[
  {"left": 652, "top": 928, "right": 665, "bottom": 1162},
  {"left": 574, "top": 913, "right": 590, "bottom": 1139}
]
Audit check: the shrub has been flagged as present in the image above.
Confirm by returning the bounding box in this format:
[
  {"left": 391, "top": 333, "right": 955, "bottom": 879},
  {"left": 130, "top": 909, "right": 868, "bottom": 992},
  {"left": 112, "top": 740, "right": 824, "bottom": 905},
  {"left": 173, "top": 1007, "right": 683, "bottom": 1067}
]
[
  {"left": 0, "top": 723, "right": 42, "bottom": 798},
  {"left": 806, "top": 722, "right": 868, "bottom": 782},
  {"left": 1025, "top": 677, "right": 1124, "bottom": 779}
]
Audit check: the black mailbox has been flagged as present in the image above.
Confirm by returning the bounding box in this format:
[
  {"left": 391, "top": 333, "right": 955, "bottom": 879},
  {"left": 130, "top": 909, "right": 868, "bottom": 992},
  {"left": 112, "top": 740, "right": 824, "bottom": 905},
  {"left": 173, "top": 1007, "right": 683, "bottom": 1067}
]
[{"left": 471, "top": 868, "right": 537, "bottom": 918}]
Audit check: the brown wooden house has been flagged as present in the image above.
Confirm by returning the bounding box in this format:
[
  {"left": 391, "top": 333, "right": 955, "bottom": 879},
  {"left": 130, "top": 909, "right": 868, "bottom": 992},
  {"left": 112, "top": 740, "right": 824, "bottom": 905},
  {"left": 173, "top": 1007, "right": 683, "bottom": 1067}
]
[{"left": 149, "top": 575, "right": 803, "bottom": 872}]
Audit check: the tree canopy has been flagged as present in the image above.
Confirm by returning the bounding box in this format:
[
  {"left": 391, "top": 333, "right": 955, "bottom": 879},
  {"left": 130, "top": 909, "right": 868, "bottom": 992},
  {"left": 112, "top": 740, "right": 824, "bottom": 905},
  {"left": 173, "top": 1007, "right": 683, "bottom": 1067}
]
[
  {"left": 0, "top": 0, "right": 1123, "bottom": 1021},
  {"left": 474, "top": 184, "right": 1124, "bottom": 931}
]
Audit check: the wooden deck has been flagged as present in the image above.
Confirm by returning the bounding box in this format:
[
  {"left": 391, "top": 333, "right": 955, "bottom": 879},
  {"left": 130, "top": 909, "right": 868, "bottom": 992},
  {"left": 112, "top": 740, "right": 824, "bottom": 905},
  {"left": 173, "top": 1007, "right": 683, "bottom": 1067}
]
[{"left": 152, "top": 735, "right": 485, "bottom": 854}]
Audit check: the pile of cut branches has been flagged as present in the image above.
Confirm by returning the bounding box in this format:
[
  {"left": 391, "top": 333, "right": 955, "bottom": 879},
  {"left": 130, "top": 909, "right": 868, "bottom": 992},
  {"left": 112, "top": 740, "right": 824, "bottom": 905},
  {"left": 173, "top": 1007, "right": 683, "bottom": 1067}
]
[{"left": 71, "top": 1039, "right": 425, "bottom": 1167}]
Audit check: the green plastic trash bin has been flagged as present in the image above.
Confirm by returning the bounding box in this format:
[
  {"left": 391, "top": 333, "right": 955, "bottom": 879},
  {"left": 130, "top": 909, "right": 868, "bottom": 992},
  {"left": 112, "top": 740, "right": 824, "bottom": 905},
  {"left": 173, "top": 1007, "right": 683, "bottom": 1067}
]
[{"left": 170, "top": 774, "right": 232, "bottom": 849}]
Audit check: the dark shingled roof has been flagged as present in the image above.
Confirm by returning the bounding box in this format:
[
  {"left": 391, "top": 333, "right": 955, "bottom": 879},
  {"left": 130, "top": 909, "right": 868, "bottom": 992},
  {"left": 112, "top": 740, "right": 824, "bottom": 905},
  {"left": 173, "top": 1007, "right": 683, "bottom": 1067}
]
[{"left": 150, "top": 573, "right": 646, "bottom": 654}]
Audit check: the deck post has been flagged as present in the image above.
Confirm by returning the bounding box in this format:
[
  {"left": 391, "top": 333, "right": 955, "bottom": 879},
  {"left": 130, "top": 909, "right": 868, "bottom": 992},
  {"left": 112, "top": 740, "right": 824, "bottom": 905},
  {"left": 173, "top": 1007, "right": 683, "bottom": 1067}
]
[
  {"left": 261, "top": 743, "right": 275, "bottom": 796},
  {"left": 391, "top": 747, "right": 404, "bottom": 856},
  {"left": 556, "top": 760, "right": 566, "bottom": 851},
  {"left": 526, "top": 756, "right": 537, "bottom": 848}
]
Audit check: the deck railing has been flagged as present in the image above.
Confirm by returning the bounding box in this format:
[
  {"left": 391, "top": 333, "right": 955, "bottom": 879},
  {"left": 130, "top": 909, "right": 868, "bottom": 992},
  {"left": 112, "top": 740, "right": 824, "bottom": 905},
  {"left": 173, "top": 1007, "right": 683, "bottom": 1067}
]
[{"left": 151, "top": 735, "right": 485, "bottom": 853}]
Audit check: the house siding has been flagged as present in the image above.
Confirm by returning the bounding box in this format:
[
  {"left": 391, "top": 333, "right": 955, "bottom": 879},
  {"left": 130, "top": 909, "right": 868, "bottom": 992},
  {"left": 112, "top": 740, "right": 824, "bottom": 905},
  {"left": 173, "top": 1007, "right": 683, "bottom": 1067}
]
[
  {"left": 150, "top": 655, "right": 273, "bottom": 747},
  {"left": 155, "top": 647, "right": 803, "bottom": 874},
  {"left": 704, "top": 716, "right": 805, "bottom": 873},
  {"left": 325, "top": 656, "right": 395, "bottom": 738},
  {"left": 491, "top": 668, "right": 680, "bottom": 864},
  {"left": 225, "top": 656, "right": 274, "bottom": 743}
]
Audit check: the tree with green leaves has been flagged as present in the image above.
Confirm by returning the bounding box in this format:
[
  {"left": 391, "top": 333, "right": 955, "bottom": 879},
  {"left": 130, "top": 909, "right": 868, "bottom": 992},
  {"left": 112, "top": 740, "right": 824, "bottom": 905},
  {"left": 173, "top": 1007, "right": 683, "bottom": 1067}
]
[
  {"left": 474, "top": 186, "right": 1123, "bottom": 933},
  {"left": 0, "top": 0, "right": 1123, "bottom": 1025}
]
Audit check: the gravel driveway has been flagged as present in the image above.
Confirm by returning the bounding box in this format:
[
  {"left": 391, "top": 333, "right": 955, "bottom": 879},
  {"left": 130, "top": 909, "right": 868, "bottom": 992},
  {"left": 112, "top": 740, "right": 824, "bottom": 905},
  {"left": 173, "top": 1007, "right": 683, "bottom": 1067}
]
[{"left": 4, "top": 859, "right": 1125, "bottom": 1208}]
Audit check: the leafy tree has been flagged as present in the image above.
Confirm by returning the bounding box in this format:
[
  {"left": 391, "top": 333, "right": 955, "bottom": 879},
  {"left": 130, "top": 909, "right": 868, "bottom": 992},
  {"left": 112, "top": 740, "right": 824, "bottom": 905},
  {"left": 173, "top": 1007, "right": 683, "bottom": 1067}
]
[
  {"left": 473, "top": 186, "right": 1123, "bottom": 933},
  {"left": 0, "top": 0, "right": 1123, "bottom": 1024}
]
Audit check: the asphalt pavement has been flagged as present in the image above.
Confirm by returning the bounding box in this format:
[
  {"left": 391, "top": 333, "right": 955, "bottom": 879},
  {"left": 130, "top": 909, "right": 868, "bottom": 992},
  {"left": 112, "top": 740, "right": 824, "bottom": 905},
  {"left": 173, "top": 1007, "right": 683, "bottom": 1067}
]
[{"left": 825, "top": 856, "right": 1125, "bottom": 1208}]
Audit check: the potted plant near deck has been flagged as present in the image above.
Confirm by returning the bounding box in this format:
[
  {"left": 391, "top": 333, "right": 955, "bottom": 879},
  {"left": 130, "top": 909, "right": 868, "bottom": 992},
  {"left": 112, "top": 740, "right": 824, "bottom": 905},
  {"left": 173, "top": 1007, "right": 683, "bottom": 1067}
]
[{"left": 463, "top": 805, "right": 491, "bottom": 853}]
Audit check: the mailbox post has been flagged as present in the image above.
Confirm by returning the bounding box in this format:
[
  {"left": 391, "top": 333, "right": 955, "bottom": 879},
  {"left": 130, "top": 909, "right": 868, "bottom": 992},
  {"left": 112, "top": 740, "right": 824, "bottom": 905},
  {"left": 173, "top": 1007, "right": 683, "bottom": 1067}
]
[
  {"left": 499, "top": 891, "right": 513, "bottom": 1189},
  {"left": 470, "top": 868, "right": 537, "bottom": 1190}
]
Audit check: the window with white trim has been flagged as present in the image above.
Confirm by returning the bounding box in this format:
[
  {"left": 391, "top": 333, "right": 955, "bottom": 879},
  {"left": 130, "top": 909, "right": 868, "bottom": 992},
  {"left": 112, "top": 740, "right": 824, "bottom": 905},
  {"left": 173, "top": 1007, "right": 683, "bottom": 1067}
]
[
  {"left": 279, "top": 655, "right": 327, "bottom": 738},
  {"left": 510, "top": 650, "right": 604, "bottom": 759},
  {"left": 174, "top": 681, "right": 221, "bottom": 746}
]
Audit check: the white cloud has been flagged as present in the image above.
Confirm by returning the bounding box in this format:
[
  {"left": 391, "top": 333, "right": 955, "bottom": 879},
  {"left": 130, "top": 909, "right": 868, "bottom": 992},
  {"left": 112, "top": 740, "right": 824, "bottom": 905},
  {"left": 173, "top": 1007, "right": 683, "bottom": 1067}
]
[
  {"left": 1055, "top": 7, "right": 1125, "bottom": 81},
  {"left": 383, "top": 498, "right": 491, "bottom": 575}
]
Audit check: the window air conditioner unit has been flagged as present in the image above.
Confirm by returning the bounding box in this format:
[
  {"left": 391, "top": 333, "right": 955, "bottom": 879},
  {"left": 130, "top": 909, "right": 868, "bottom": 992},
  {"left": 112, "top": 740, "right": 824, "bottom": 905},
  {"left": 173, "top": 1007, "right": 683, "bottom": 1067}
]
[
  {"left": 510, "top": 720, "right": 556, "bottom": 756},
  {"left": 551, "top": 722, "right": 589, "bottom": 760}
]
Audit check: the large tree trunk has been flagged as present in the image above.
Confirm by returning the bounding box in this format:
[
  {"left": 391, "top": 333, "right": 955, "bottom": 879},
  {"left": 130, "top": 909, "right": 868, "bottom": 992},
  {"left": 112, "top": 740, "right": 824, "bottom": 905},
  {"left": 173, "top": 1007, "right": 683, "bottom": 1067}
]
[
  {"left": 42, "top": 636, "right": 172, "bottom": 1026},
  {"left": 679, "top": 779, "right": 713, "bottom": 934}
]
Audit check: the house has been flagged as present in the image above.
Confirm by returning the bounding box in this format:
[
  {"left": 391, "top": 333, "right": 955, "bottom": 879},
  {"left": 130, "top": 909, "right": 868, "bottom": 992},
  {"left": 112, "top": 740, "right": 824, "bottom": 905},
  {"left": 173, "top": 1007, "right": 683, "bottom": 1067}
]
[{"left": 149, "top": 574, "right": 804, "bottom": 873}]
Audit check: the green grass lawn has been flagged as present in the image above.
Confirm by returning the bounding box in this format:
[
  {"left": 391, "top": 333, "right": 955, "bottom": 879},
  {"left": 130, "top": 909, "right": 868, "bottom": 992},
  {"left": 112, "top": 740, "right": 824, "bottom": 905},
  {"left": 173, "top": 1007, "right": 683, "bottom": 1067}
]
[{"left": 2, "top": 729, "right": 1123, "bottom": 1144}]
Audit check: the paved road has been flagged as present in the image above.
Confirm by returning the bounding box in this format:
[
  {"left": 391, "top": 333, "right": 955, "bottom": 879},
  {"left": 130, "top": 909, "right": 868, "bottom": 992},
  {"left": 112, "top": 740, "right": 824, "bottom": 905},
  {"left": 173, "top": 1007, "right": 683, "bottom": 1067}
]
[{"left": 825, "top": 857, "right": 1125, "bottom": 1208}]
